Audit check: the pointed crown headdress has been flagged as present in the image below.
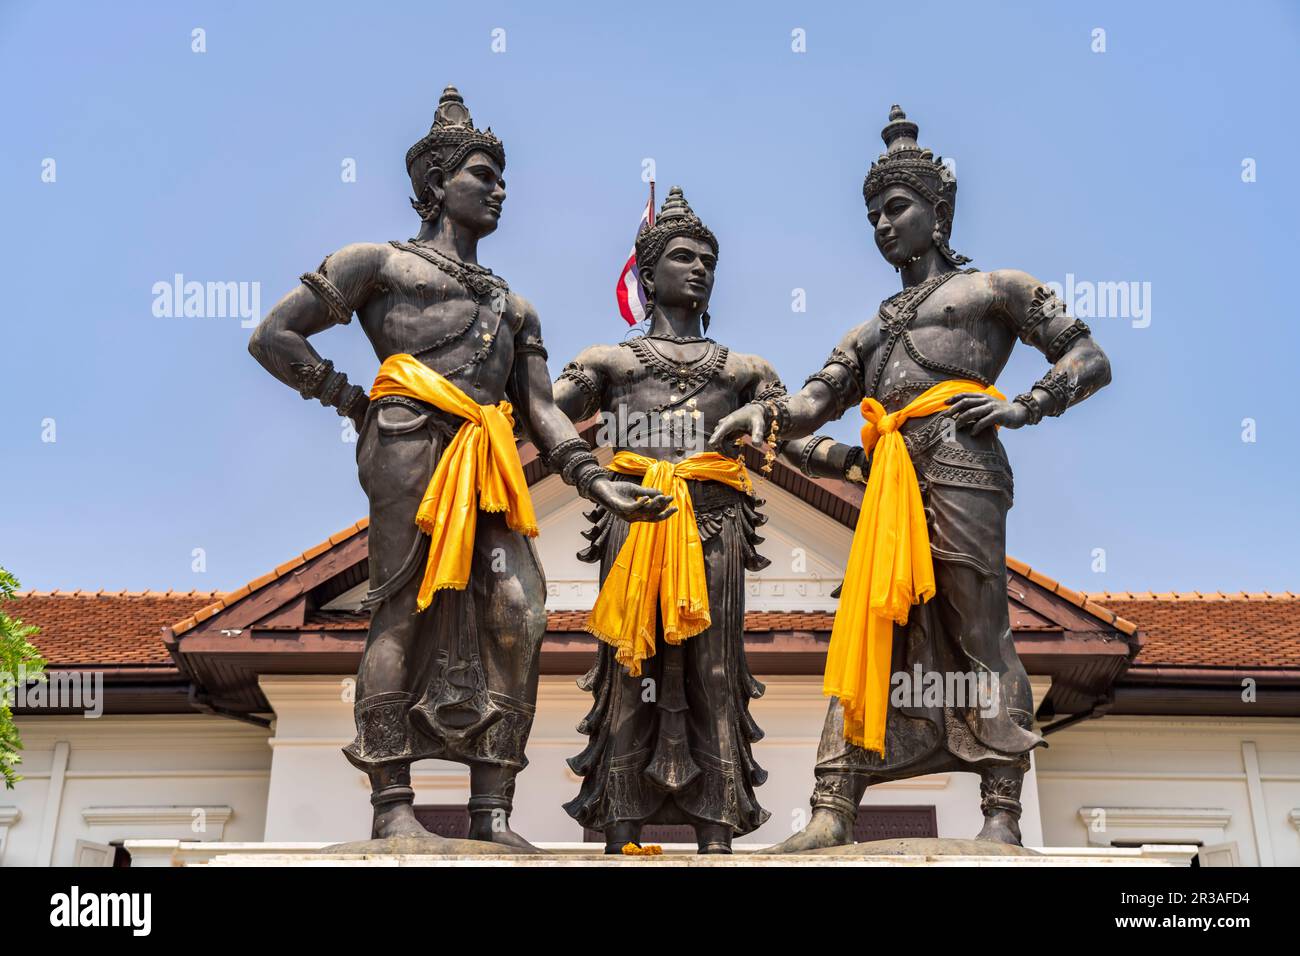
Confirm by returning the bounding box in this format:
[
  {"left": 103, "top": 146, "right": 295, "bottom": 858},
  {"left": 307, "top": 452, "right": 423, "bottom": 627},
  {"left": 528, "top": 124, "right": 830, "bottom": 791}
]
[
  {"left": 863, "top": 105, "right": 955, "bottom": 208},
  {"left": 863, "top": 106, "right": 969, "bottom": 266},
  {"left": 406, "top": 85, "right": 506, "bottom": 176},
  {"left": 634, "top": 186, "right": 719, "bottom": 272}
]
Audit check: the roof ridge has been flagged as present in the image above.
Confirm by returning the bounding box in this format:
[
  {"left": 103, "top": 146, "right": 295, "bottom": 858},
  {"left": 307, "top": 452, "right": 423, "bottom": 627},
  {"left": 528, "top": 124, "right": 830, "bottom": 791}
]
[
  {"left": 1088, "top": 591, "right": 1300, "bottom": 602},
  {"left": 168, "top": 518, "right": 370, "bottom": 636},
  {"left": 15, "top": 589, "right": 226, "bottom": 599},
  {"left": 1005, "top": 557, "right": 1140, "bottom": 637}
]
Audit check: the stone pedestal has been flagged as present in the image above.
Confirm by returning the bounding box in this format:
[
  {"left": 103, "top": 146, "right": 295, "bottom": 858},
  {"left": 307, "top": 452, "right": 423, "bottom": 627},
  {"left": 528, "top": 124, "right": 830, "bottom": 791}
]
[{"left": 127, "top": 838, "right": 1196, "bottom": 867}]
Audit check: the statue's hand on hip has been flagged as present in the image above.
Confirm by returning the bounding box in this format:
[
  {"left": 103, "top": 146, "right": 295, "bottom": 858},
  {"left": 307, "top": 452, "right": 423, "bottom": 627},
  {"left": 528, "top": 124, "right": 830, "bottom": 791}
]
[
  {"left": 590, "top": 478, "right": 677, "bottom": 524},
  {"left": 946, "top": 393, "right": 1029, "bottom": 435}
]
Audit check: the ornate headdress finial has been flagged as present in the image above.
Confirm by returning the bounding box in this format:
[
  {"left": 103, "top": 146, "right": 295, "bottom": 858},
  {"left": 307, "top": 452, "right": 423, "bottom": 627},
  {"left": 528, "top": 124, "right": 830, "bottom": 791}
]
[
  {"left": 881, "top": 105, "right": 920, "bottom": 153},
  {"left": 634, "top": 185, "right": 719, "bottom": 272},
  {"left": 657, "top": 186, "right": 693, "bottom": 221},
  {"left": 863, "top": 106, "right": 970, "bottom": 266},
  {"left": 406, "top": 85, "right": 506, "bottom": 175},
  {"left": 433, "top": 85, "right": 471, "bottom": 126}
]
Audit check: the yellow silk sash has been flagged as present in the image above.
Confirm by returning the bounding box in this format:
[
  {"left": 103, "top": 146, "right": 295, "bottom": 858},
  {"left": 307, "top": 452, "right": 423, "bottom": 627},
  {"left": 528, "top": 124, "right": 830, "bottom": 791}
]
[
  {"left": 369, "top": 353, "right": 538, "bottom": 610},
  {"left": 824, "top": 379, "right": 1005, "bottom": 753},
  {"left": 585, "top": 451, "right": 752, "bottom": 677}
]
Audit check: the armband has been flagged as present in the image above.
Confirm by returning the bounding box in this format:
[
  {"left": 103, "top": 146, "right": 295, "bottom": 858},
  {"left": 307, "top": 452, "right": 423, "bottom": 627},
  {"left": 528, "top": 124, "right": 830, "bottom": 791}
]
[{"left": 299, "top": 271, "right": 354, "bottom": 326}]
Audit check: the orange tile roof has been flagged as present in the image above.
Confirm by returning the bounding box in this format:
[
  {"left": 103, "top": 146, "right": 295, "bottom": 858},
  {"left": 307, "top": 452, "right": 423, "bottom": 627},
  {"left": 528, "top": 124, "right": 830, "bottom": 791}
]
[
  {"left": 741, "top": 611, "right": 838, "bottom": 632},
  {"left": 10, "top": 591, "right": 225, "bottom": 667},
  {"left": 1090, "top": 591, "right": 1299, "bottom": 602},
  {"left": 544, "top": 610, "right": 589, "bottom": 632},
  {"left": 1089, "top": 593, "right": 1300, "bottom": 669},
  {"left": 13, "top": 589, "right": 1300, "bottom": 672}
]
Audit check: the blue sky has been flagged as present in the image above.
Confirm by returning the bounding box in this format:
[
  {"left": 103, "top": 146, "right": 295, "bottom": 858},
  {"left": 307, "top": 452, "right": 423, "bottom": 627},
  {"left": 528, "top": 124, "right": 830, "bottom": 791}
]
[{"left": 3, "top": 1, "right": 1298, "bottom": 593}]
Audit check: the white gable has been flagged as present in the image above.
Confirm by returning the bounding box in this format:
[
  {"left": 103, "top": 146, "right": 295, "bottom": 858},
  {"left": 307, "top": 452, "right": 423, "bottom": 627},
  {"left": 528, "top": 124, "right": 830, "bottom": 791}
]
[
  {"left": 531, "top": 464, "right": 853, "bottom": 613},
  {"left": 323, "top": 452, "right": 855, "bottom": 613}
]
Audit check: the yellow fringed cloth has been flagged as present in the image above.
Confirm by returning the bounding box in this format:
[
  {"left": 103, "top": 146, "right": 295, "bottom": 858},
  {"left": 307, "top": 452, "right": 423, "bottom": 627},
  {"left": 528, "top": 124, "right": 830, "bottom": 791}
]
[
  {"left": 369, "top": 353, "right": 538, "bottom": 611},
  {"left": 824, "top": 379, "right": 1006, "bottom": 754},
  {"left": 585, "top": 451, "right": 752, "bottom": 678}
]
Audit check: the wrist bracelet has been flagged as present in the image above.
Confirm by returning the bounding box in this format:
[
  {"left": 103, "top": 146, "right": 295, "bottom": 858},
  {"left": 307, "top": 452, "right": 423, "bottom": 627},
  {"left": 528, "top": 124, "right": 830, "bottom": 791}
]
[
  {"left": 1033, "top": 370, "right": 1074, "bottom": 417},
  {"left": 292, "top": 359, "right": 334, "bottom": 401},
  {"left": 843, "top": 447, "right": 868, "bottom": 484},
  {"left": 546, "top": 438, "right": 605, "bottom": 493},
  {"left": 798, "top": 435, "right": 833, "bottom": 477},
  {"left": 546, "top": 438, "right": 589, "bottom": 474},
  {"left": 336, "top": 385, "right": 367, "bottom": 419},
  {"left": 292, "top": 359, "right": 364, "bottom": 418},
  {"left": 1013, "top": 392, "right": 1044, "bottom": 426},
  {"left": 753, "top": 381, "right": 787, "bottom": 404},
  {"left": 575, "top": 463, "right": 609, "bottom": 500},
  {"left": 562, "top": 452, "right": 599, "bottom": 486}
]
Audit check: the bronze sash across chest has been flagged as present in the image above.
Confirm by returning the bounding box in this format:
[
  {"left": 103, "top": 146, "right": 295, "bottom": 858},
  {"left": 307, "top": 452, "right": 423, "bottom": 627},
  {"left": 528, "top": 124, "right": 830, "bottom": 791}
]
[
  {"left": 387, "top": 241, "right": 511, "bottom": 382},
  {"left": 864, "top": 268, "right": 988, "bottom": 401}
]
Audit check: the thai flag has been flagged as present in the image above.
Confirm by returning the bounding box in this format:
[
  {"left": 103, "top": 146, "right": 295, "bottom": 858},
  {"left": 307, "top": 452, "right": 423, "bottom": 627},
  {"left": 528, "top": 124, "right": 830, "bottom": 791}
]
[{"left": 615, "top": 189, "right": 654, "bottom": 326}]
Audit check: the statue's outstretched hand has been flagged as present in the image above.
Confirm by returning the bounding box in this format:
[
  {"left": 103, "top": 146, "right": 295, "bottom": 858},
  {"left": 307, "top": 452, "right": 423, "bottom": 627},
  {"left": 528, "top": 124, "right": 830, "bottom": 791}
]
[
  {"left": 946, "top": 393, "right": 1029, "bottom": 434},
  {"left": 708, "top": 403, "right": 766, "bottom": 452},
  {"left": 590, "top": 479, "right": 677, "bottom": 523}
]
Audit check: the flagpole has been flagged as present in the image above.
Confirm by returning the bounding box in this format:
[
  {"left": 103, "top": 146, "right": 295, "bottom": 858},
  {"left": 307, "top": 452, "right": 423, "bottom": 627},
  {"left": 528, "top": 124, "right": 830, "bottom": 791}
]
[{"left": 649, "top": 180, "right": 655, "bottom": 227}]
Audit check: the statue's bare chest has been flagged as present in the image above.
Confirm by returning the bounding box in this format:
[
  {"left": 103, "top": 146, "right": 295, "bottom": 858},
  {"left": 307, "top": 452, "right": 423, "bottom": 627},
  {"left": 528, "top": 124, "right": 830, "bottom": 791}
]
[
  {"left": 601, "top": 339, "right": 749, "bottom": 457},
  {"left": 360, "top": 247, "right": 522, "bottom": 397},
  {"left": 861, "top": 274, "right": 1015, "bottom": 401}
]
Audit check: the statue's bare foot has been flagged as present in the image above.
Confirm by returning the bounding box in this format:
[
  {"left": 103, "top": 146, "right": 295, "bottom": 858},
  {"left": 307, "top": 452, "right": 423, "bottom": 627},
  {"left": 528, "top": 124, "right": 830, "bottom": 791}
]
[
  {"left": 372, "top": 802, "right": 436, "bottom": 840},
  {"left": 975, "top": 811, "right": 1022, "bottom": 846},
  {"left": 468, "top": 817, "right": 542, "bottom": 852},
  {"left": 762, "top": 809, "right": 853, "bottom": 853}
]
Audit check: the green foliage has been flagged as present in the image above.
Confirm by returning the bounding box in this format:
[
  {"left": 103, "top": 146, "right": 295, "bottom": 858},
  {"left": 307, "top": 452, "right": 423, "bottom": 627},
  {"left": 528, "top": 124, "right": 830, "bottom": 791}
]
[{"left": 1, "top": 567, "right": 47, "bottom": 788}]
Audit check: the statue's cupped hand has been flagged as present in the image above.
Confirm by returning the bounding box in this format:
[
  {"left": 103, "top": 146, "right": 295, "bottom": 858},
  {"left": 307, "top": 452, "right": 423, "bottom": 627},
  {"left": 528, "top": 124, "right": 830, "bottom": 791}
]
[{"left": 591, "top": 480, "right": 677, "bottom": 524}]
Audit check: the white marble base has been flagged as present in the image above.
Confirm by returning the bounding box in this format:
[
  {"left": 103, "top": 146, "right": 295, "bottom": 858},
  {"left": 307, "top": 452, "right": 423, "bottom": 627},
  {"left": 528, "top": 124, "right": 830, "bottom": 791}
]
[{"left": 126, "top": 839, "right": 1197, "bottom": 867}]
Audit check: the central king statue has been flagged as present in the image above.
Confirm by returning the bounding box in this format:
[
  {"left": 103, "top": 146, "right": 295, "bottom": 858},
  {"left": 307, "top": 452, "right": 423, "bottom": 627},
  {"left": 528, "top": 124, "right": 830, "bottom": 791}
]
[
  {"left": 553, "top": 187, "right": 782, "bottom": 853},
  {"left": 711, "top": 106, "right": 1112, "bottom": 849},
  {"left": 248, "top": 87, "right": 673, "bottom": 849}
]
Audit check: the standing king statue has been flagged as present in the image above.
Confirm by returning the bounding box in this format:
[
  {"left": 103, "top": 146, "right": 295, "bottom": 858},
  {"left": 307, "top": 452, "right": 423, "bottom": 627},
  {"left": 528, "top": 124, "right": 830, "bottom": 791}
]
[
  {"left": 710, "top": 106, "right": 1112, "bottom": 849},
  {"left": 248, "top": 87, "right": 672, "bottom": 848},
  {"left": 553, "top": 187, "right": 781, "bottom": 853}
]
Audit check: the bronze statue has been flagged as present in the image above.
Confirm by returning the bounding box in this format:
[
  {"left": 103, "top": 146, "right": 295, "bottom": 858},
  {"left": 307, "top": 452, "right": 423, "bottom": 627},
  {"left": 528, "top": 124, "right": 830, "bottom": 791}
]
[
  {"left": 711, "top": 107, "right": 1112, "bottom": 849},
  {"left": 553, "top": 187, "right": 780, "bottom": 853},
  {"left": 248, "top": 86, "right": 672, "bottom": 849}
]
